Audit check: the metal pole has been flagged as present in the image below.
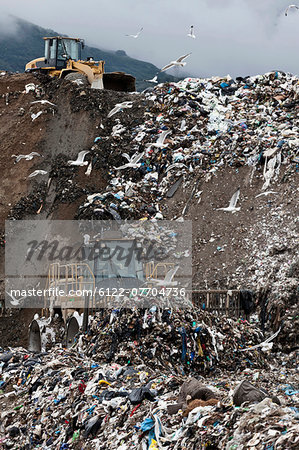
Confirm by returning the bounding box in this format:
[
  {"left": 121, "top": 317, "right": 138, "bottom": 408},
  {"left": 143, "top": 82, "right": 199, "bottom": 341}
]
[{"left": 82, "top": 295, "right": 89, "bottom": 331}]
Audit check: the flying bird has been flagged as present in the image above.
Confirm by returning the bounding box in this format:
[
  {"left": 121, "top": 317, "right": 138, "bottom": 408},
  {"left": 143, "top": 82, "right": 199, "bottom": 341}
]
[
  {"left": 107, "top": 101, "right": 133, "bottom": 118},
  {"left": 31, "top": 100, "right": 57, "bottom": 106},
  {"left": 68, "top": 151, "right": 90, "bottom": 166},
  {"left": 166, "top": 162, "right": 189, "bottom": 172},
  {"left": 149, "top": 265, "right": 179, "bottom": 287},
  {"left": 125, "top": 27, "right": 143, "bottom": 38},
  {"left": 255, "top": 191, "right": 278, "bottom": 198},
  {"left": 217, "top": 188, "right": 240, "bottom": 212},
  {"left": 285, "top": 4, "right": 299, "bottom": 15},
  {"left": 187, "top": 25, "right": 196, "bottom": 39},
  {"left": 114, "top": 151, "right": 144, "bottom": 170},
  {"left": 6, "top": 291, "right": 23, "bottom": 306},
  {"left": 12, "top": 152, "right": 41, "bottom": 163},
  {"left": 145, "top": 75, "right": 158, "bottom": 83},
  {"left": 160, "top": 53, "right": 192, "bottom": 72},
  {"left": 145, "top": 130, "right": 171, "bottom": 151},
  {"left": 28, "top": 170, "right": 48, "bottom": 178}
]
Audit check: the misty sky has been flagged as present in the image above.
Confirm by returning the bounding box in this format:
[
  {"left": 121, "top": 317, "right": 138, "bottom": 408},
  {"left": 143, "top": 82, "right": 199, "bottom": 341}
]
[{"left": 1, "top": 0, "right": 299, "bottom": 78}]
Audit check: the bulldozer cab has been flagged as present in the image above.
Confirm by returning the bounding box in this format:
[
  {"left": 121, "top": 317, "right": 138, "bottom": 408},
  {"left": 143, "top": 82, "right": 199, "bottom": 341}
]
[
  {"left": 91, "top": 239, "right": 145, "bottom": 290},
  {"left": 25, "top": 35, "right": 136, "bottom": 92},
  {"left": 43, "top": 37, "right": 83, "bottom": 69}
]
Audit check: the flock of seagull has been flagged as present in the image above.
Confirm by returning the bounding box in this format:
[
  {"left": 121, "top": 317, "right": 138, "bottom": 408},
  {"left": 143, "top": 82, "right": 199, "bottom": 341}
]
[
  {"left": 117, "top": 6, "right": 299, "bottom": 213},
  {"left": 124, "top": 5, "right": 299, "bottom": 84},
  {"left": 125, "top": 24, "right": 196, "bottom": 82}
]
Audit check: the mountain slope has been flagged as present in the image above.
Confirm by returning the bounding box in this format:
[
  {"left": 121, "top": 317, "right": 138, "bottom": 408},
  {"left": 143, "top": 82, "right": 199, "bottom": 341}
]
[{"left": 0, "top": 16, "right": 178, "bottom": 90}]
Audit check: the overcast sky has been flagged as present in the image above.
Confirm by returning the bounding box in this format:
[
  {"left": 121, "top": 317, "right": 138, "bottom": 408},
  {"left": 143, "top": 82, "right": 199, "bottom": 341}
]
[{"left": 1, "top": 0, "right": 299, "bottom": 77}]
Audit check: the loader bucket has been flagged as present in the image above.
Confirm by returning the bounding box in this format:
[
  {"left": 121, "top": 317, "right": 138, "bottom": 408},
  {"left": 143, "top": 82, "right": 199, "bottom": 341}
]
[
  {"left": 28, "top": 320, "right": 41, "bottom": 352},
  {"left": 103, "top": 72, "right": 136, "bottom": 92}
]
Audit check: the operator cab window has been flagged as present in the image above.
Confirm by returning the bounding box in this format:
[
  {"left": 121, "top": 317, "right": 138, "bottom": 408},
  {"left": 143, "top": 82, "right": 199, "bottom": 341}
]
[
  {"left": 64, "top": 40, "right": 80, "bottom": 61},
  {"left": 44, "top": 40, "right": 50, "bottom": 62},
  {"left": 49, "top": 39, "right": 57, "bottom": 61},
  {"left": 57, "top": 40, "right": 67, "bottom": 67}
]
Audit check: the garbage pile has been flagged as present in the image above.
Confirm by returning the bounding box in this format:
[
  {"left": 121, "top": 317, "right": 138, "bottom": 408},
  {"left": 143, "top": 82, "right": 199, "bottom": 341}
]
[
  {"left": 82, "top": 308, "right": 271, "bottom": 373},
  {"left": 5, "top": 70, "right": 299, "bottom": 223},
  {"left": 0, "top": 309, "right": 298, "bottom": 449},
  {"left": 67, "top": 71, "right": 298, "bottom": 337},
  {"left": 3, "top": 70, "right": 298, "bottom": 338},
  {"left": 73, "top": 71, "right": 299, "bottom": 221}
]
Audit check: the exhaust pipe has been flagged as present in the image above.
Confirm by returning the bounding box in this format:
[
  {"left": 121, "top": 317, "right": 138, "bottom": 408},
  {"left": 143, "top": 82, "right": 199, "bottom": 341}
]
[
  {"left": 28, "top": 315, "right": 58, "bottom": 352},
  {"left": 66, "top": 312, "right": 84, "bottom": 348},
  {"left": 66, "top": 316, "right": 80, "bottom": 348},
  {"left": 28, "top": 319, "right": 42, "bottom": 353},
  {"left": 29, "top": 312, "right": 84, "bottom": 351}
]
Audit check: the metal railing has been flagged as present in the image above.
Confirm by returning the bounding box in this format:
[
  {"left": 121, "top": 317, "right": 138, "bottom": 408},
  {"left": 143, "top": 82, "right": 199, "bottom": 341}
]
[
  {"left": 45, "top": 262, "right": 96, "bottom": 309},
  {"left": 192, "top": 290, "right": 244, "bottom": 317},
  {"left": 145, "top": 262, "right": 175, "bottom": 280}
]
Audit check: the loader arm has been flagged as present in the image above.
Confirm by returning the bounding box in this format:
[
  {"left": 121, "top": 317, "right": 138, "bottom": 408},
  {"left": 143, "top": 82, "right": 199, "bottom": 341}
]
[{"left": 62, "top": 60, "right": 104, "bottom": 89}]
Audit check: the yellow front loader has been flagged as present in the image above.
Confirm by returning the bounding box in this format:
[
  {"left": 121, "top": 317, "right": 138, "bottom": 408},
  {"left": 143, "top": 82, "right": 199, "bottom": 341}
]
[
  {"left": 25, "top": 36, "right": 135, "bottom": 92},
  {"left": 28, "top": 235, "right": 180, "bottom": 352}
]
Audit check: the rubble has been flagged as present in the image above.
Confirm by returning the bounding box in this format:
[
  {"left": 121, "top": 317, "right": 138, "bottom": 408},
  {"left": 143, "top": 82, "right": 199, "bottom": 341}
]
[
  {"left": 0, "top": 70, "right": 298, "bottom": 447},
  {"left": 0, "top": 309, "right": 298, "bottom": 449}
]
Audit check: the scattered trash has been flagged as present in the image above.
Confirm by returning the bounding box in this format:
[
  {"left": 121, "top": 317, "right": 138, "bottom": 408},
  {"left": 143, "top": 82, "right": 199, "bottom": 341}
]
[
  {"left": 0, "top": 308, "right": 297, "bottom": 448},
  {"left": 0, "top": 70, "right": 298, "bottom": 449},
  {"left": 25, "top": 83, "right": 36, "bottom": 93}
]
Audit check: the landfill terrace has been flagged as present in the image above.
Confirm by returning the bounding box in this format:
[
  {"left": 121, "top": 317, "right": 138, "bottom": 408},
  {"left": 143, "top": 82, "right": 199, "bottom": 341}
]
[{"left": 0, "top": 70, "right": 298, "bottom": 448}]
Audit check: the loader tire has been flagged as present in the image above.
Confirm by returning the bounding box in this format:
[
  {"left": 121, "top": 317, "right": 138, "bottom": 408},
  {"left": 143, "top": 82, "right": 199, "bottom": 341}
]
[{"left": 64, "top": 72, "right": 88, "bottom": 86}]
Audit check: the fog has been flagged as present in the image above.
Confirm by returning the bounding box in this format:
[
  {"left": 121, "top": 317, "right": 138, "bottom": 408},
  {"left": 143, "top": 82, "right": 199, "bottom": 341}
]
[{"left": 1, "top": 0, "right": 299, "bottom": 77}]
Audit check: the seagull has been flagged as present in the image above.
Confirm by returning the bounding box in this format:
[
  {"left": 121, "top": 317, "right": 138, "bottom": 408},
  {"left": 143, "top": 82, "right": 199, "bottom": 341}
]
[
  {"left": 285, "top": 4, "right": 299, "bottom": 15},
  {"left": 107, "top": 101, "right": 133, "bottom": 118},
  {"left": 217, "top": 188, "right": 240, "bottom": 212},
  {"left": 166, "top": 162, "right": 188, "bottom": 172},
  {"left": 125, "top": 27, "right": 143, "bottom": 38},
  {"left": 28, "top": 170, "right": 48, "bottom": 178},
  {"left": 6, "top": 291, "right": 23, "bottom": 306},
  {"left": 31, "top": 100, "right": 57, "bottom": 106},
  {"left": 114, "top": 151, "right": 144, "bottom": 170},
  {"left": 160, "top": 53, "right": 192, "bottom": 72},
  {"left": 144, "top": 75, "right": 158, "bottom": 84},
  {"left": 68, "top": 151, "right": 90, "bottom": 166},
  {"left": 187, "top": 25, "right": 196, "bottom": 39},
  {"left": 31, "top": 111, "right": 43, "bottom": 121},
  {"left": 255, "top": 191, "right": 278, "bottom": 198},
  {"left": 149, "top": 265, "right": 179, "bottom": 287},
  {"left": 12, "top": 152, "right": 41, "bottom": 163},
  {"left": 145, "top": 130, "right": 171, "bottom": 151}
]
